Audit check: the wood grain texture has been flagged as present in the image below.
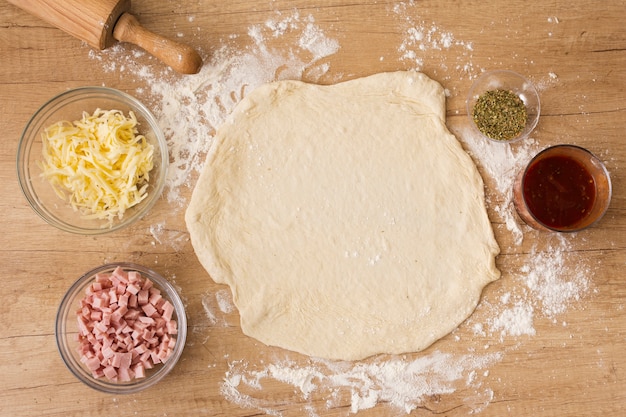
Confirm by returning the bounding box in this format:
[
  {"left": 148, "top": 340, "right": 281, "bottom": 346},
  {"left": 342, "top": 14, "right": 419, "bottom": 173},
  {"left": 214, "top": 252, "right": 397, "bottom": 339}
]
[
  {"left": 5, "top": 0, "right": 131, "bottom": 48},
  {"left": 1, "top": 0, "right": 625, "bottom": 416}
]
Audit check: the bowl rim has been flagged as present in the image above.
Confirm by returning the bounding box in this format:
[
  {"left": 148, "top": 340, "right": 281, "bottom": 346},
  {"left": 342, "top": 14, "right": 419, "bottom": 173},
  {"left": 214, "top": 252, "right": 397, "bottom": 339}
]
[
  {"left": 466, "top": 69, "right": 541, "bottom": 144},
  {"left": 16, "top": 86, "right": 168, "bottom": 235},
  {"left": 55, "top": 262, "right": 187, "bottom": 394}
]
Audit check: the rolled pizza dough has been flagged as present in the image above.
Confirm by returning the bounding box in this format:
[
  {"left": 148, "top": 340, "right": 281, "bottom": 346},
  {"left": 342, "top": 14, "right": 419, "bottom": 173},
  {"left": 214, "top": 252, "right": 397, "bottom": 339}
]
[{"left": 186, "top": 71, "right": 500, "bottom": 361}]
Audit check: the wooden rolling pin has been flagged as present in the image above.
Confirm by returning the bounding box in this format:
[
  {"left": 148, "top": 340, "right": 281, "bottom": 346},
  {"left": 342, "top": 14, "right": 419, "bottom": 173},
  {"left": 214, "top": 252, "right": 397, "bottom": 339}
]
[{"left": 7, "top": 0, "right": 202, "bottom": 74}]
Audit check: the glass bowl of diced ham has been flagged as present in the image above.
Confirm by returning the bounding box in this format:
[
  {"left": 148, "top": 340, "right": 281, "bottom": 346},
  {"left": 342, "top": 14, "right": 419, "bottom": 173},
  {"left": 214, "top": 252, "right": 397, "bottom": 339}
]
[{"left": 55, "top": 262, "right": 187, "bottom": 393}]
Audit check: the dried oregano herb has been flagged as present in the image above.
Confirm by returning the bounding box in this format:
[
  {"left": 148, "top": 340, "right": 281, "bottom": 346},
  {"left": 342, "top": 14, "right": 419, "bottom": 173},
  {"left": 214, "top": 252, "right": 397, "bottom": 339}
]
[{"left": 472, "top": 89, "right": 527, "bottom": 141}]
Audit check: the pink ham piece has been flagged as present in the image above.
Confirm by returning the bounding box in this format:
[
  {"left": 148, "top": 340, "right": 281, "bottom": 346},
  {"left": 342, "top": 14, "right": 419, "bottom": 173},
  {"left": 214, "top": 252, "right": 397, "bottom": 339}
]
[{"left": 76, "top": 266, "right": 179, "bottom": 382}]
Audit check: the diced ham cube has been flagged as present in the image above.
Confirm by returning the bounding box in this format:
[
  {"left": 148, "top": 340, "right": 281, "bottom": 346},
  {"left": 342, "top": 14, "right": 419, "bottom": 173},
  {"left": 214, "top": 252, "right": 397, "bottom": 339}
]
[
  {"left": 141, "top": 303, "right": 157, "bottom": 318},
  {"left": 103, "top": 365, "right": 117, "bottom": 380},
  {"left": 77, "top": 317, "right": 90, "bottom": 336},
  {"left": 102, "top": 346, "right": 115, "bottom": 359},
  {"left": 112, "top": 266, "right": 128, "bottom": 281},
  {"left": 124, "top": 308, "right": 140, "bottom": 321},
  {"left": 137, "top": 289, "right": 149, "bottom": 306},
  {"left": 166, "top": 320, "right": 178, "bottom": 335},
  {"left": 116, "top": 283, "right": 127, "bottom": 295},
  {"left": 111, "top": 305, "right": 128, "bottom": 324},
  {"left": 95, "top": 273, "right": 110, "bottom": 285},
  {"left": 92, "top": 368, "right": 105, "bottom": 379},
  {"left": 118, "top": 293, "right": 129, "bottom": 308},
  {"left": 138, "top": 316, "right": 155, "bottom": 325},
  {"left": 119, "top": 352, "right": 133, "bottom": 370},
  {"left": 92, "top": 295, "right": 107, "bottom": 310},
  {"left": 94, "top": 321, "right": 108, "bottom": 334},
  {"left": 102, "top": 312, "right": 111, "bottom": 327},
  {"left": 148, "top": 287, "right": 161, "bottom": 302},
  {"left": 128, "top": 293, "right": 138, "bottom": 308},
  {"left": 157, "top": 347, "right": 170, "bottom": 362},
  {"left": 144, "top": 336, "right": 158, "bottom": 347},
  {"left": 150, "top": 350, "right": 161, "bottom": 365},
  {"left": 118, "top": 366, "right": 132, "bottom": 382},
  {"left": 75, "top": 268, "right": 179, "bottom": 383},
  {"left": 126, "top": 283, "right": 141, "bottom": 295},
  {"left": 122, "top": 334, "right": 133, "bottom": 349},
  {"left": 141, "top": 278, "right": 153, "bottom": 291},
  {"left": 161, "top": 301, "right": 174, "bottom": 322},
  {"left": 133, "top": 363, "right": 146, "bottom": 379},
  {"left": 84, "top": 356, "right": 102, "bottom": 371},
  {"left": 127, "top": 270, "right": 141, "bottom": 283}
]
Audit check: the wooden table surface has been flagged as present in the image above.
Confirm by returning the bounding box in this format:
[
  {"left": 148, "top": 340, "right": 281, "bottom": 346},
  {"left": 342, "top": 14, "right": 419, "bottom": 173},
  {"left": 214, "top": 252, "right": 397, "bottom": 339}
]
[{"left": 1, "top": 1, "right": 625, "bottom": 416}]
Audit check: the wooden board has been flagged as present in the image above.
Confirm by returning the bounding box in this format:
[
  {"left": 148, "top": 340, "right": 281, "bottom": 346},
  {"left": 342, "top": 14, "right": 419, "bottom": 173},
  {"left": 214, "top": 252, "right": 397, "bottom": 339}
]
[{"left": 1, "top": 1, "right": 625, "bottom": 416}]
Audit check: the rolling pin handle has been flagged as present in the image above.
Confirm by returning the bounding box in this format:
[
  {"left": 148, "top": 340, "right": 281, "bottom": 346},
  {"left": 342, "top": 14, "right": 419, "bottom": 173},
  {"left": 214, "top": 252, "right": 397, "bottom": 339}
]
[{"left": 113, "top": 12, "right": 202, "bottom": 75}]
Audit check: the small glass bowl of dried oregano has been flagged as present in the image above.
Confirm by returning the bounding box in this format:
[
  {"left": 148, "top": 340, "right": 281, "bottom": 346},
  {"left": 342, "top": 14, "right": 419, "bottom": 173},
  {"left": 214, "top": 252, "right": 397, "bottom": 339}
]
[{"left": 466, "top": 70, "right": 540, "bottom": 143}]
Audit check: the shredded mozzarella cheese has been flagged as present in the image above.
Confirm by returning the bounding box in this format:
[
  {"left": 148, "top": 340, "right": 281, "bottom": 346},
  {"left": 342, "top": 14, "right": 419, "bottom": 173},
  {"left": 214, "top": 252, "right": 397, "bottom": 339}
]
[{"left": 39, "top": 109, "right": 155, "bottom": 223}]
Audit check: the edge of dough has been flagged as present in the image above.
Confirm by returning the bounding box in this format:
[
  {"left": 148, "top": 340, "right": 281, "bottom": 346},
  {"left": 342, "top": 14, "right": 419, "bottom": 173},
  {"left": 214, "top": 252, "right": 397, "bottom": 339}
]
[{"left": 185, "top": 71, "right": 501, "bottom": 361}]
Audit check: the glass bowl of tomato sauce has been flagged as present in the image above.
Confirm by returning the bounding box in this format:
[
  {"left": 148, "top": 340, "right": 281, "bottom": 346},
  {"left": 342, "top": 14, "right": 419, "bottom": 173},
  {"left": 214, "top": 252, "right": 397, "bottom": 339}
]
[{"left": 513, "top": 145, "right": 612, "bottom": 232}]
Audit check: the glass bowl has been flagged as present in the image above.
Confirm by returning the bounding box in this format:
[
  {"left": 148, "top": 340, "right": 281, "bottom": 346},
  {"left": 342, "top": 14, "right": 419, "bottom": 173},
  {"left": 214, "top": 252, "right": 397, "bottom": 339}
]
[
  {"left": 513, "top": 145, "right": 612, "bottom": 232},
  {"left": 16, "top": 87, "right": 168, "bottom": 234},
  {"left": 55, "top": 263, "right": 187, "bottom": 394},
  {"left": 466, "top": 70, "right": 540, "bottom": 143}
]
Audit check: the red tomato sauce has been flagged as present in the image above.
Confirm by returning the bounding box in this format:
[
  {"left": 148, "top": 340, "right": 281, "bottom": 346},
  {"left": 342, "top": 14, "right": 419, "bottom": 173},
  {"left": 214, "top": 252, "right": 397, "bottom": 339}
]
[{"left": 522, "top": 155, "right": 596, "bottom": 229}]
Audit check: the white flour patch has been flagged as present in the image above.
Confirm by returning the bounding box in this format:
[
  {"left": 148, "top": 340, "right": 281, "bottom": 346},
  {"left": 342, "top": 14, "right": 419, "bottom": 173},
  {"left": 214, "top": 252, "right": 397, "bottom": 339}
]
[
  {"left": 489, "top": 302, "right": 536, "bottom": 339},
  {"left": 222, "top": 352, "right": 502, "bottom": 416},
  {"left": 202, "top": 289, "right": 237, "bottom": 327},
  {"left": 520, "top": 236, "right": 591, "bottom": 318},
  {"left": 457, "top": 126, "right": 539, "bottom": 246},
  {"left": 215, "top": 289, "right": 235, "bottom": 314},
  {"left": 531, "top": 71, "right": 560, "bottom": 92},
  {"left": 149, "top": 223, "right": 189, "bottom": 251},
  {"left": 201, "top": 293, "right": 219, "bottom": 326},
  {"left": 393, "top": 1, "right": 478, "bottom": 79}
]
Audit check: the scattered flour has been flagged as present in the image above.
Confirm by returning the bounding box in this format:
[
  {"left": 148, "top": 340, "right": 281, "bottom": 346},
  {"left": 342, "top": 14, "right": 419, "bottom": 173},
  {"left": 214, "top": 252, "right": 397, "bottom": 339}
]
[
  {"left": 520, "top": 236, "right": 590, "bottom": 318},
  {"left": 489, "top": 302, "right": 536, "bottom": 339},
  {"left": 222, "top": 352, "right": 502, "bottom": 416},
  {"left": 91, "top": 11, "right": 339, "bottom": 208},
  {"left": 458, "top": 125, "right": 538, "bottom": 246},
  {"left": 483, "top": 236, "right": 590, "bottom": 343},
  {"left": 458, "top": 127, "right": 590, "bottom": 345},
  {"left": 215, "top": 288, "right": 235, "bottom": 314},
  {"left": 201, "top": 288, "right": 236, "bottom": 326},
  {"left": 148, "top": 222, "right": 189, "bottom": 251},
  {"left": 393, "top": 1, "right": 477, "bottom": 79},
  {"left": 89, "top": 4, "right": 594, "bottom": 416}
]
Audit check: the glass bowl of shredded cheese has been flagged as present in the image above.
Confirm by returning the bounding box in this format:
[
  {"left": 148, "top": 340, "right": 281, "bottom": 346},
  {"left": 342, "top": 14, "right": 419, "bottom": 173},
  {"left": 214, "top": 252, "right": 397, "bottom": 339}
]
[
  {"left": 466, "top": 70, "right": 540, "bottom": 143},
  {"left": 55, "top": 262, "right": 187, "bottom": 394},
  {"left": 16, "top": 87, "right": 168, "bottom": 234}
]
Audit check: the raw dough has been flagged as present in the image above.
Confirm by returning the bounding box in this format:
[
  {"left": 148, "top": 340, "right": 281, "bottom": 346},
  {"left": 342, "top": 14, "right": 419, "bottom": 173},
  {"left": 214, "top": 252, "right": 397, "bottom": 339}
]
[{"left": 186, "top": 72, "right": 500, "bottom": 361}]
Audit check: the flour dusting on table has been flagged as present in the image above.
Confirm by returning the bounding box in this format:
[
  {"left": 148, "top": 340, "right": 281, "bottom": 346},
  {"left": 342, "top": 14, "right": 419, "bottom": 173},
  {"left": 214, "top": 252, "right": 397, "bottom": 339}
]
[
  {"left": 91, "top": 11, "right": 339, "bottom": 207},
  {"left": 222, "top": 352, "right": 502, "bottom": 415},
  {"left": 393, "top": 1, "right": 477, "bottom": 79},
  {"left": 90, "top": 4, "right": 593, "bottom": 416}
]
